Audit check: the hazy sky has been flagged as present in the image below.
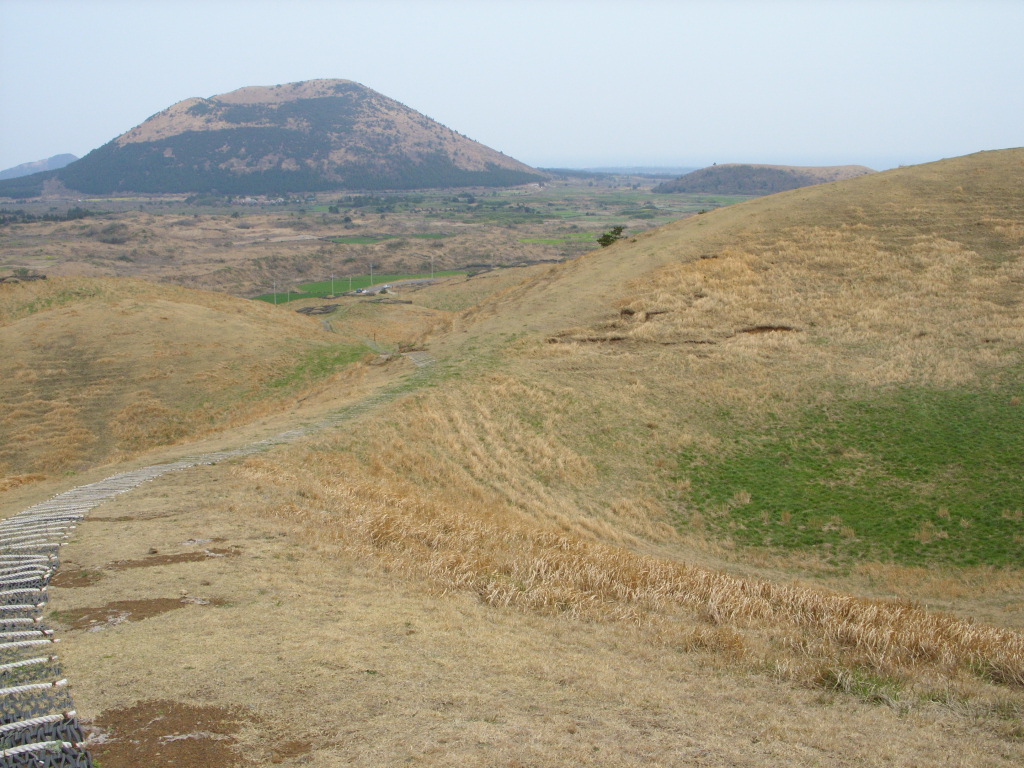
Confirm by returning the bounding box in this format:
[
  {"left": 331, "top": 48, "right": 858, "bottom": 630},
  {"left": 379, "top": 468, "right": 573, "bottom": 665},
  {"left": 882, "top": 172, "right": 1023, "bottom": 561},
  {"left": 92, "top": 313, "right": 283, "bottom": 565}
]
[{"left": 1, "top": 0, "right": 1022, "bottom": 173}]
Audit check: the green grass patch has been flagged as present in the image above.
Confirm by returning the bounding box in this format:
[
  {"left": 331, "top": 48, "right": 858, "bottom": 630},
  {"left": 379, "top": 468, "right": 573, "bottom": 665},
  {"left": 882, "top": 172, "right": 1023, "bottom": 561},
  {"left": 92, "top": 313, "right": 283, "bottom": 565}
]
[
  {"left": 814, "top": 667, "right": 907, "bottom": 706},
  {"left": 674, "top": 384, "right": 1024, "bottom": 567},
  {"left": 0, "top": 283, "right": 110, "bottom": 323},
  {"left": 266, "top": 344, "right": 369, "bottom": 390}
]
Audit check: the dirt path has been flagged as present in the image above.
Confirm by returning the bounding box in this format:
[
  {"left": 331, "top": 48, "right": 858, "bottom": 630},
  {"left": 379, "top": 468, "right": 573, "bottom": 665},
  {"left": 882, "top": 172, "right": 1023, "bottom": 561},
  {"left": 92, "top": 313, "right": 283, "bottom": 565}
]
[{"left": 0, "top": 352, "right": 436, "bottom": 764}]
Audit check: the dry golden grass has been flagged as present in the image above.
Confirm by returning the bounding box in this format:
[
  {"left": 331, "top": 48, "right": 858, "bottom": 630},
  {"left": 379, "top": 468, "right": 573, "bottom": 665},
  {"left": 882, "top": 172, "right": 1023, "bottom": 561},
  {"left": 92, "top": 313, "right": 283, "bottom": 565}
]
[
  {"left": 221, "top": 148, "right": 1024, "bottom": 709},
  {"left": 0, "top": 276, "right": 370, "bottom": 485},
  {"left": 234, "top": 400, "right": 1024, "bottom": 708},
  {"left": 12, "top": 149, "right": 1024, "bottom": 765},
  {"left": 49, "top": 463, "right": 1024, "bottom": 766}
]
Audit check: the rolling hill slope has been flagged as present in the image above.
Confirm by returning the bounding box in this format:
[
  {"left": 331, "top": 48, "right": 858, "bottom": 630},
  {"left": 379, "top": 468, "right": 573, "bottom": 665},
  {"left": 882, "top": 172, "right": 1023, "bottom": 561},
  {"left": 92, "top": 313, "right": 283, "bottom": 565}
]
[
  {"left": 0, "top": 277, "right": 372, "bottom": 488},
  {"left": 7, "top": 148, "right": 1024, "bottom": 766}
]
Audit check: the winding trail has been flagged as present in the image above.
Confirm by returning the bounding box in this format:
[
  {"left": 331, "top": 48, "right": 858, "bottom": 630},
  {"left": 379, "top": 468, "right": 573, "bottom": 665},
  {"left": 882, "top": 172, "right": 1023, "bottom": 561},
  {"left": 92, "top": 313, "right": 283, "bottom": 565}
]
[{"left": 0, "top": 355, "right": 432, "bottom": 765}]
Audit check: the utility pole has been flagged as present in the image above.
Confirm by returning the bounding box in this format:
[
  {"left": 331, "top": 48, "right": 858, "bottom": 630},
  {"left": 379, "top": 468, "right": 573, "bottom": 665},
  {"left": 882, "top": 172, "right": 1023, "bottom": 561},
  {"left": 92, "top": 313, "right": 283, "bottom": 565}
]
[
  {"left": 331, "top": 272, "right": 335, "bottom": 296},
  {"left": 273, "top": 279, "right": 277, "bottom": 305}
]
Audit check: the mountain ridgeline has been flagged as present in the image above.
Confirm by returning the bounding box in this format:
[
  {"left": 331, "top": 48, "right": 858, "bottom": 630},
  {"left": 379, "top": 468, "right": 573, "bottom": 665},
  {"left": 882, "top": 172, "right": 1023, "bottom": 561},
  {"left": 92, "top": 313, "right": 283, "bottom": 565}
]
[
  {"left": 0, "top": 154, "right": 78, "bottom": 181},
  {"left": 0, "top": 80, "right": 544, "bottom": 197},
  {"left": 653, "top": 163, "right": 875, "bottom": 195}
]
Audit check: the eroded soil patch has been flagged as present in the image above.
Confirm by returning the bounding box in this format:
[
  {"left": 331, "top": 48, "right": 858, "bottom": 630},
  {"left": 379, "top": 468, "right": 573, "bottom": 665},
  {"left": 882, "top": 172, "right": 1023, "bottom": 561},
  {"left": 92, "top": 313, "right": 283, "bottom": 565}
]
[
  {"left": 50, "top": 567, "right": 104, "bottom": 588},
  {"left": 53, "top": 598, "right": 188, "bottom": 631},
  {"left": 269, "top": 739, "right": 315, "bottom": 764},
  {"left": 739, "top": 324, "right": 797, "bottom": 334},
  {"left": 88, "top": 699, "right": 253, "bottom": 768},
  {"left": 106, "top": 547, "right": 240, "bottom": 570}
]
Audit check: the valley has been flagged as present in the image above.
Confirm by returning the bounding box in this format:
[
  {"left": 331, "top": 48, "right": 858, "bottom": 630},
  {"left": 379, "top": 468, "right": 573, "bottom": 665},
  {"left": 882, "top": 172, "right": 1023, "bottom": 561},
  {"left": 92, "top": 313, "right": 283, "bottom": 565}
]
[{"left": 0, "top": 173, "right": 745, "bottom": 298}]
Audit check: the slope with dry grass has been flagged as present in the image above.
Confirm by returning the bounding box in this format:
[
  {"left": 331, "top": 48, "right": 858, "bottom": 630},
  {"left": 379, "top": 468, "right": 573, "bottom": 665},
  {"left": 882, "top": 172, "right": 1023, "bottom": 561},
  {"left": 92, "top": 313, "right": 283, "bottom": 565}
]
[
  {"left": 24, "top": 149, "right": 1024, "bottom": 765},
  {"left": 0, "top": 276, "right": 372, "bottom": 489},
  {"left": 228, "top": 149, "right": 1024, "bottom": 707}
]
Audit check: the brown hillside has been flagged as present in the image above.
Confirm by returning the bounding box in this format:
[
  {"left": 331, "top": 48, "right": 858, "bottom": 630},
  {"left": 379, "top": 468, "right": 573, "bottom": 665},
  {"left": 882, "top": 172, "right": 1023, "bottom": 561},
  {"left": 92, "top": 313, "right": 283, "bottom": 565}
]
[
  {"left": 28, "top": 149, "right": 1024, "bottom": 766},
  {"left": 242, "top": 148, "right": 1024, "bottom": 682},
  {"left": 117, "top": 79, "right": 531, "bottom": 176},
  {"left": 0, "top": 278, "right": 371, "bottom": 488}
]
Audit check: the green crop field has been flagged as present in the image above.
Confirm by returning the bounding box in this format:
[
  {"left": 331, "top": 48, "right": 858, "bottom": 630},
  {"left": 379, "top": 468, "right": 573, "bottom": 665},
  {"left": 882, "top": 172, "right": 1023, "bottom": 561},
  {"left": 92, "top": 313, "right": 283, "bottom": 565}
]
[
  {"left": 266, "top": 343, "right": 370, "bottom": 390},
  {"left": 252, "top": 270, "right": 467, "bottom": 304}
]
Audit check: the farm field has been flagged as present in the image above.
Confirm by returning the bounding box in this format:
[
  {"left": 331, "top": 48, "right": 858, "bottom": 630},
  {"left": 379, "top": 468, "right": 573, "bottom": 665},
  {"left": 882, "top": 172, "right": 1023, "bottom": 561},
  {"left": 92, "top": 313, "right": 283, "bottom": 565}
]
[
  {"left": 0, "top": 173, "right": 748, "bottom": 299},
  {"left": 2, "top": 150, "right": 1024, "bottom": 766},
  {"left": 253, "top": 270, "right": 469, "bottom": 304}
]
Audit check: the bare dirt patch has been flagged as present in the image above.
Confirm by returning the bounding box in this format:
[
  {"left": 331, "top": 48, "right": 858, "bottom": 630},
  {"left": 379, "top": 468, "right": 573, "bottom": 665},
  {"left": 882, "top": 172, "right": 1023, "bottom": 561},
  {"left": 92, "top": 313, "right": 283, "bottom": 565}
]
[
  {"left": 105, "top": 546, "right": 241, "bottom": 570},
  {"left": 50, "top": 567, "right": 104, "bottom": 588},
  {"left": 55, "top": 598, "right": 188, "bottom": 631},
  {"left": 268, "top": 739, "right": 315, "bottom": 764},
  {"left": 88, "top": 699, "right": 252, "bottom": 768},
  {"left": 739, "top": 324, "right": 798, "bottom": 334}
]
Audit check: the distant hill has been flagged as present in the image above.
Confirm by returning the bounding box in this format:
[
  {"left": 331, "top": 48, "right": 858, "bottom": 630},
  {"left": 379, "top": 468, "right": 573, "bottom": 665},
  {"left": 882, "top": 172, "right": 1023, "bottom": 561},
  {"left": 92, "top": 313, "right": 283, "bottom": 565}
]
[
  {"left": 583, "top": 166, "right": 700, "bottom": 176},
  {"left": 0, "top": 153, "right": 77, "bottom": 181},
  {"left": 0, "top": 79, "right": 543, "bottom": 197},
  {"left": 652, "top": 163, "right": 874, "bottom": 195}
]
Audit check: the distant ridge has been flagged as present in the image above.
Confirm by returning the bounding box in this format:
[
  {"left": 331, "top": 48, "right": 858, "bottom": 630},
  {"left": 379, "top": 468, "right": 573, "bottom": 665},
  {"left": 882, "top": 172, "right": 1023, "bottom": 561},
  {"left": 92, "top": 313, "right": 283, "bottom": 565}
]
[
  {"left": 0, "top": 153, "right": 77, "bottom": 181},
  {"left": 652, "top": 163, "right": 875, "bottom": 195},
  {"left": 0, "top": 80, "right": 544, "bottom": 197},
  {"left": 582, "top": 166, "right": 699, "bottom": 176}
]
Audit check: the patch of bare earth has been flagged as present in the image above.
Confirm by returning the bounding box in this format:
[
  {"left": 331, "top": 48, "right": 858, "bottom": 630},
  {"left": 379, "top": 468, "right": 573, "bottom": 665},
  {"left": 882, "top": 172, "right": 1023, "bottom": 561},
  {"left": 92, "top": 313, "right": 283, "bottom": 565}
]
[
  {"left": 50, "top": 567, "right": 104, "bottom": 588},
  {"left": 87, "top": 699, "right": 255, "bottom": 768},
  {"left": 56, "top": 598, "right": 188, "bottom": 631},
  {"left": 105, "top": 546, "right": 240, "bottom": 571}
]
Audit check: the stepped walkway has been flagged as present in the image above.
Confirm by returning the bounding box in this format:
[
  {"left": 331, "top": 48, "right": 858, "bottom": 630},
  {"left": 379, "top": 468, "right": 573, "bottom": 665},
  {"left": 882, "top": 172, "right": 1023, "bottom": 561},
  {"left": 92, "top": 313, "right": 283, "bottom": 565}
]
[{"left": 0, "top": 356, "right": 432, "bottom": 765}]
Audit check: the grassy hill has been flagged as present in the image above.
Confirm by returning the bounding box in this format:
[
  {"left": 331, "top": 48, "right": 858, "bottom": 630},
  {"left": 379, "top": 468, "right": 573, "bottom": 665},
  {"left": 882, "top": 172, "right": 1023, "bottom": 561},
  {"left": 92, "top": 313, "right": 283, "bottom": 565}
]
[
  {"left": 653, "top": 163, "right": 875, "bottom": 194},
  {"left": 10, "top": 149, "right": 1024, "bottom": 766},
  {"left": 0, "top": 277, "right": 371, "bottom": 488},
  {"left": 247, "top": 146, "right": 1024, "bottom": 603}
]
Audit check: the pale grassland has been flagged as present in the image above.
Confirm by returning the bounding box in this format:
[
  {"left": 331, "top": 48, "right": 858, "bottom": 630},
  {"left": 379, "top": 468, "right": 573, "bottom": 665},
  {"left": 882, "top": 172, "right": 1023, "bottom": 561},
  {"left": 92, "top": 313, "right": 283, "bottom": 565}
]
[
  {"left": 233, "top": 149, "right": 1024, "bottom": 711},
  {"left": 20, "top": 149, "right": 1024, "bottom": 765},
  {"left": 0, "top": 277, "right": 375, "bottom": 485},
  {"left": 52, "top": 463, "right": 1024, "bottom": 767},
  {"left": 408, "top": 265, "right": 555, "bottom": 313}
]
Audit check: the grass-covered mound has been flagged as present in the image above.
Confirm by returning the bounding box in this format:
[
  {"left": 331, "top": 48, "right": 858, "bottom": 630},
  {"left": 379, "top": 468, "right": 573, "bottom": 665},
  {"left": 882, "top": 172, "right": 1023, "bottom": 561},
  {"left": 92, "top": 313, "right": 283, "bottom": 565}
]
[
  {"left": 27, "top": 149, "right": 1024, "bottom": 767},
  {"left": 225, "top": 149, "right": 1024, "bottom": 710},
  {"left": 0, "top": 277, "right": 368, "bottom": 487}
]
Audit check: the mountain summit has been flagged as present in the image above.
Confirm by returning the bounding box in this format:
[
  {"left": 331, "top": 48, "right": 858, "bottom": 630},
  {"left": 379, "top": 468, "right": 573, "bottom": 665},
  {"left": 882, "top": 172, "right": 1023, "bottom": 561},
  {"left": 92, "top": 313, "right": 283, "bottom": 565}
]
[{"left": 7, "top": 79, "right": 543, "bottom": 196}]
